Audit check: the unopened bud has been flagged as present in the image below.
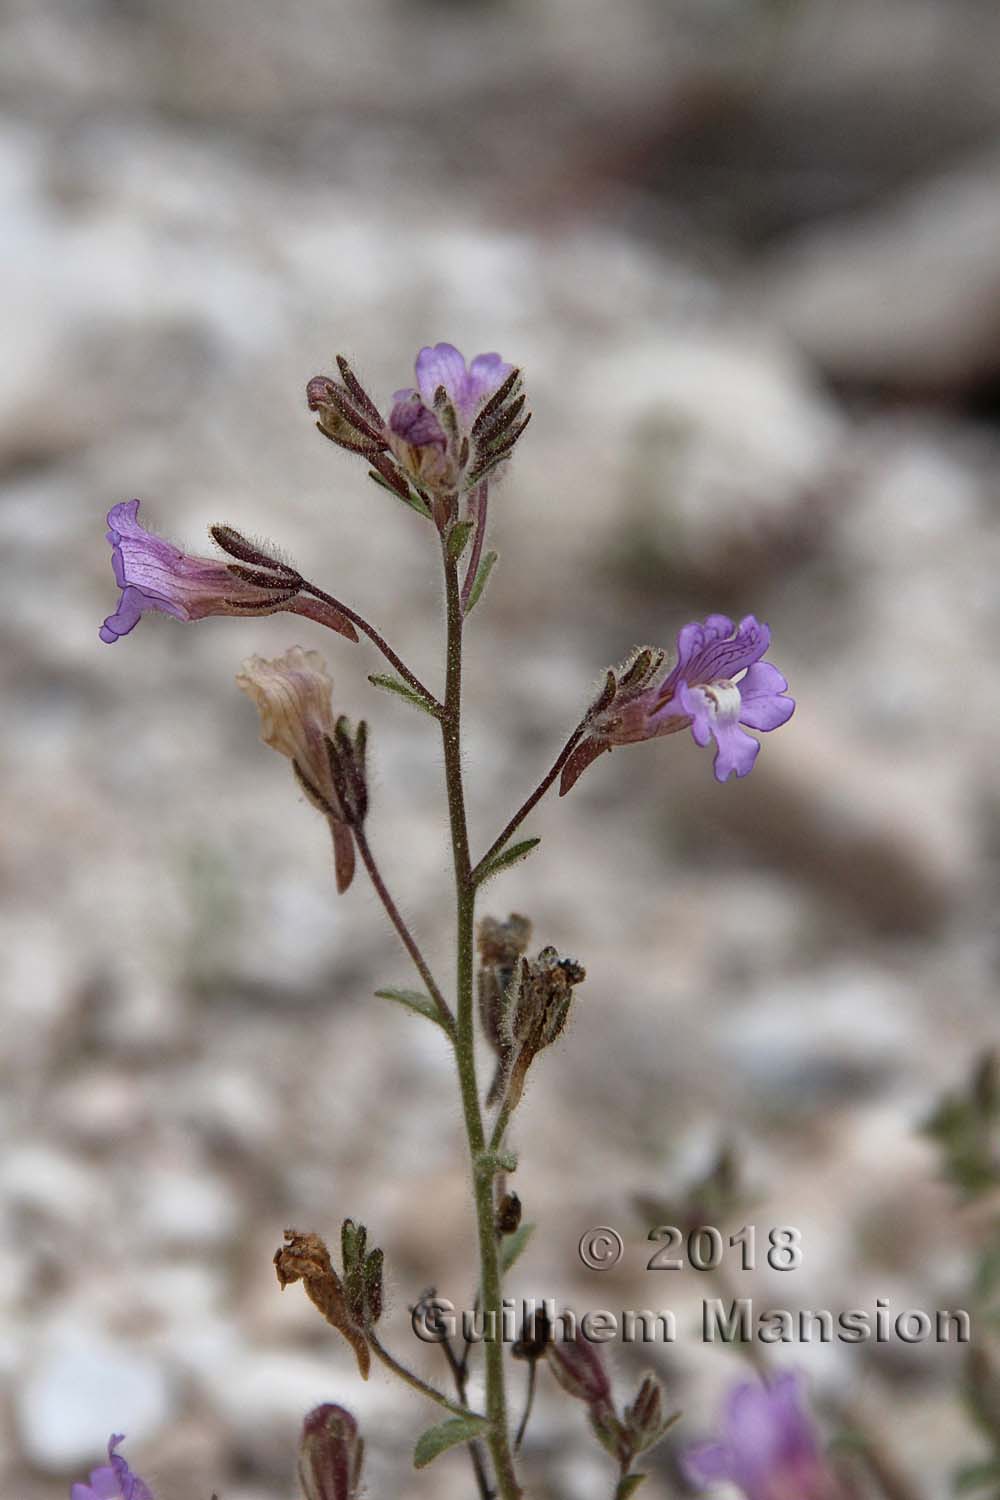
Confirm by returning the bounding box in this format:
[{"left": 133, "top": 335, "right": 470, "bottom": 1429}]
[
  {"left": 547, "top": 1329, "right": 613, "bottom": 1408},
  {"left": 624, "top": 1373, "right": 667, "bottom": 1452},
  {"left": 298, "top": 1404, "right": 364, "bottom": 1500}
]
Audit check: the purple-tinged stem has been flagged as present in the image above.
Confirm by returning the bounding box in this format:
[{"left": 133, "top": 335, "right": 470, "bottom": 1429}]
[
  {"left": 352, "top": 825, "right": 455, "bottom": 1036},
  {"left": 470, "top": 722, "right": 587, "bottom": 885},
  {"left": 368, "top": 1332, "right": 480, "bottom": 1420},
  {"left": 300, "top": 581, "right": 441, "bottom": 713}
]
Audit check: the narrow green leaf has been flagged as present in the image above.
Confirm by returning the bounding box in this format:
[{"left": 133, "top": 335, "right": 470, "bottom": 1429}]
[
  {"left": 637, "top": 1409, "right": 683, "bottom": 1454},
  {"left": 447, "top": 519, "right": 475, "bottom": 562},
  {"left": 500, "top": 1221, "right": 535, "bottom": 1274},
  {"left": 367, "top": 468, "right": 432, "bottom": 518},
  {"left": 475, "top": 837, "right": 541, "bottom": 886},
  {"left": 375, "top": 987, "right": 447, "bottom": 1030},
  {"left": 368, "top": 674, "right": 439, "bottom": 718},
  {"left": 465, "top": 549, "right": 498, "bottom": 614},
  {"left": 615, "top": 1476, "right": 647, "bottom": 1500},
  {"left": 414, "top": 1415, "right": 492, "bottom": 1469}
]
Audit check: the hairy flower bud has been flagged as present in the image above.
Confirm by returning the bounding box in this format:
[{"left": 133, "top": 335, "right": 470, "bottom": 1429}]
[
  {"left": 547, "top": 1329, "right": 613, "bottom": 1409},
  {"left": 298, "top": 1404, "right": 364, "bottom": 1500},
  {"left": 622, "top": 1373, "right": 680, "bottom": 1459}
]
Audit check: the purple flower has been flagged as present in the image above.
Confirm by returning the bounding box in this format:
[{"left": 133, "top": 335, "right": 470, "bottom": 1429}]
[
  {"left": 682, "top": 1375, "right": 837, "bottom": 1500},
  {"left": 386, "top": 343, "right": 522, "bottom": 496},
  {"left": 99, "top": 501, "right": 357, "bottom": 644},
  {"left": 561, "top": 614, "right": 794, "bottom": 792},
  {"left": 307, "top": 346, "right": 529, "bottom": 521},
  {"left": 71, "top": 1435, "right": 153, "bottom": 1500},
  {"left": 395, "top": 343, "right": 514, "bottom": 423}
]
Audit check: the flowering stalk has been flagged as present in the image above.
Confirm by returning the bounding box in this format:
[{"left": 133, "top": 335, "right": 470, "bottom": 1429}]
[
  {"left": 440, "top": 543, "right": 522, "bottom": 1498},
  {"left": 97, "top": 338, "right": 799, "bottom": 1498}
]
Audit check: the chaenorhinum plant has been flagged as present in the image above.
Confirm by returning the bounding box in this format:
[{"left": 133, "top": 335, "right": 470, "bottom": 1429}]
[{"left": 96, "top": 340, "right": 795, "bottom": 1497}]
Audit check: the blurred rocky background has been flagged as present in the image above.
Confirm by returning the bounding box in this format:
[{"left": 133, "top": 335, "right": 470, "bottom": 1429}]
[{"left": 1, "top": 0, "right": 999, "bottom": 1495}]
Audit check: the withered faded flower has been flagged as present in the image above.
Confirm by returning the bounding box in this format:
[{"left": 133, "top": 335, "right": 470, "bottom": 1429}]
[
  {"left": 236, "top": 648, "right": 357, "bottom": 894},
  {"left": 274, "top": 1229, "right": 370, "bottom": 1379},
  {"left": 298, "top": 1404, "right": 364, "bottom": 1500}
]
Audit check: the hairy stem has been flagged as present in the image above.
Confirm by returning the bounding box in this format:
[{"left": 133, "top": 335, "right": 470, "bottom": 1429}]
[
  {"left": 368, "top": 1332, "right": 483, "bottom": 1421},
  {"left": 437, "top": 1327, "right": 495, "bottom": 1499},
  {"left": 353, "top": 825, "right": 455, "bottom": 1036},
  {"left": 441, "top": 547, "right": 521, "bottom": 1499},
  {"left": 301, "top": 580, "right": 441, "bottom": 712},
  {"left": 489, "top": 1096, "right": 514, "bottom": 1155},
  {"left": 470, "top": 722, "right": 587, "bottom": 884}
]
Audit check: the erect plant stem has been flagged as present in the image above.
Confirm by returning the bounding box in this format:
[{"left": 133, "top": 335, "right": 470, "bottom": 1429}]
[{"left": 440, "top": 546, "right": 522, "bottom": 1500}]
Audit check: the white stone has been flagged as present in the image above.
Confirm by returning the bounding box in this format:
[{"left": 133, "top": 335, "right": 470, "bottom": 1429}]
[{"left": 17, "top": 1328, "right": 172, "bottom": 1470}]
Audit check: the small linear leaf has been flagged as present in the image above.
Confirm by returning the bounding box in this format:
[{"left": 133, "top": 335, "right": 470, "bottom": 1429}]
[
  {"left": 447, "top": 519, "right": 475, "bottom": 562},
  {"left": 500, "top": 1221, "right": 535, "bottom": 1274},
  {"left": 414, "top": 1415, "right": 492, "bottom": 1469},
  {"left": 475, "top": 837, "right": 541, "bottom": 886},
  {"left": 375, "top": 988, "right": 447, "bottom": 1030},
  {"left": 367, "top": 468, "right": 432, "bottom": 518},
  {"left": 368, "top": 674, "right": 438, "bottom": 718},
  {"left": 615, "top": 1475, "right": 647, "bottom": 1500},
  {"left": 465, "top": 549, "right": 498, "bottom": 614},
  {"left": 637, "top": 1409, "right": 683, "bottom": 1455}
]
